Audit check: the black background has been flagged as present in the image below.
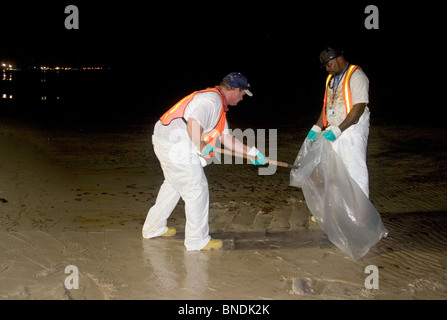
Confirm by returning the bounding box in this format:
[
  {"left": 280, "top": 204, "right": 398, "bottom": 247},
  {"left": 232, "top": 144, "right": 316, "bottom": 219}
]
[{"left": 0, "top": 1, "right": 444, "bottom": 126}]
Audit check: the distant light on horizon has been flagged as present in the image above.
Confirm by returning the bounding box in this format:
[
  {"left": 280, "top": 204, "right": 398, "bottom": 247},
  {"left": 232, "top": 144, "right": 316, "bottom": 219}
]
[
  {"left": 36, "top": 65, "right": 106, "bottom": 71},
  {"left": 1, "top": 93, "right": 13, "bottom": 99},
  {"left": 1, "top": 62, "right": 15, "bottom": 70},
  {"left": 2, "top": 59, "right": 110, "bottom": 72}
]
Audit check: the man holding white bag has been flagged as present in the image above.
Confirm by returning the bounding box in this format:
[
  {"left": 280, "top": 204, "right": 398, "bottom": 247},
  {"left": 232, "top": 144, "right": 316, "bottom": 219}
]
[
  {"left": 306, "top": 47, "right": 371, "bottom": 198},
  {"left": 143, "top": 72, "right": 266, "bottom": 251}
]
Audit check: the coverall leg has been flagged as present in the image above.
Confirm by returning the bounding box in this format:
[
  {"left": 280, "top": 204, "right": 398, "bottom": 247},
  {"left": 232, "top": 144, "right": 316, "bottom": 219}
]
[
  {"left": 142, "top": 136, "right": 211, "bottom": 251},
  {"left": 142, "top": 179, "right": 180, "bottom": 238},
  {"left": 332, "top": 107, "right": 370, "bottom": 197}
]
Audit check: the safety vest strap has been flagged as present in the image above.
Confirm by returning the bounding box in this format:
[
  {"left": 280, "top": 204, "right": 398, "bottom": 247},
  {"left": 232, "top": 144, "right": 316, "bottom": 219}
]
[
  {"left": 322, "top": 74, "right": 332, "bottom": 128},
  {"left": 322, "top": 65, "right": 361, "bottom": 127},
  {"left": 160, "top": 87, "right": 226, "bottom": 146}
]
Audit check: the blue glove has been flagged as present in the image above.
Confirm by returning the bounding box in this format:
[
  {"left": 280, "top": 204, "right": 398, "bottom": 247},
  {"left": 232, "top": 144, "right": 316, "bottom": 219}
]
[
  {"left": 322, "top": 126, "right": 342, "bottom": 141},
  {"left": 200, "top": 144, "right": 215, "bottom": 158},
  {"left": 252, "top": 152, "right": 266, "bottom": 166},
  {"left": 248, "top": 147, "right": 266, "bottom": 166},
  {"left": 307, "top": 130, "right": 318, "bottom": 141},
  {"left": 307, "top": 125, "right": 321, "bottom": 141},
  {"left": 322, "top": 130, "right": 336, "bottom": 141}
]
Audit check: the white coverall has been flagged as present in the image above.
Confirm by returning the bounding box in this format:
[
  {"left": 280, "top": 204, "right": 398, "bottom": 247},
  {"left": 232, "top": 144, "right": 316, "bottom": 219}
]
[
  {"left": 142, "top": 91, "right": 227, "bottom": 251},
  {"left": 325, "top": 68, "right": 370, "bottom": 197}
]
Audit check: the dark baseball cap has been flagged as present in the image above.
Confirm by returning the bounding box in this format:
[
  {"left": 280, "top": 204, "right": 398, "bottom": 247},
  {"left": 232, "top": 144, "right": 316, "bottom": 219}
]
[
  {"left": 223, "top": 72, "right": 253, "bottom": 96},
  {"left": 320, "top": 47, "right": 343, "bottom": 65}
]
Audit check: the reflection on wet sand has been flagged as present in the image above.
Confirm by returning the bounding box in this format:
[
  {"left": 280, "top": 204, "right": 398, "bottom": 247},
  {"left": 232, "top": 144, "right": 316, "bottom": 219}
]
[{"left": 142, "top": 238, "right": 210, "bottom": 298}]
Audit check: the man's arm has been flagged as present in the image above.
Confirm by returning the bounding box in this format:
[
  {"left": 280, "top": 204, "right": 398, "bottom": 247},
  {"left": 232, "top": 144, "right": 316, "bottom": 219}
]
[
  {"left": 187, "top": 117, "right": 249, "bottom": 155},
  {"left": 219, "top": 134, "right": 249, "bottom": 154},
  {"left": 188, "top": 117, "right": 247, "bottom": 154},
  {"left": 187, "top": 117, "right": 205, "bottom": 153},
  {"left": 338, "top": 103, "right": 366, "bottom": 132},
  {"left": 220, "top": 133, "right": 265, "bottom": 165},
  {"left": 315, "top": 110, "right": 325, "bottom": 129}
]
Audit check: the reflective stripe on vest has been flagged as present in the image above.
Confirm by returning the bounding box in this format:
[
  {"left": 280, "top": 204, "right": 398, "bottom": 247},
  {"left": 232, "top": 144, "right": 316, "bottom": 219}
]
[
  {"left": 322, "top": 65, "right": 361, "bottom": 127},
  {"left": 160, "top": 88, "right": 226, "bottom": 147}
]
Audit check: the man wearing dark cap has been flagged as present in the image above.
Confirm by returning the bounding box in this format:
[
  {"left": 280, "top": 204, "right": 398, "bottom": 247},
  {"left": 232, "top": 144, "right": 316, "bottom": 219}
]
[
  {"left": 306, "top": 47, "right": 371, "bottom": 198},
  {"left": 143, "top": 72, "right": 266, "bottom": 251}
]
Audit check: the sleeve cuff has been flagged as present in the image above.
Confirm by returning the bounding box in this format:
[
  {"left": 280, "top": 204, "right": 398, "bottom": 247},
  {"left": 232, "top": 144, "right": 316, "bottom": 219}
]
[
  {"left": 330, "top": 126, "right": 342, "bottom": 138},
  {"left": 311, "top": 125, "right": 321, "bottom": 133},
  {"left": 247, "top": 146, "right": 259, "bottom": 156}
]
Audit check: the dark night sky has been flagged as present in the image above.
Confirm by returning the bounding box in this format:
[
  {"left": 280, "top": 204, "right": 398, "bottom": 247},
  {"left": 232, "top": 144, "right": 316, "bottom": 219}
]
[{"left": 1, "top": 1, "right": 445, "bottom": 124}]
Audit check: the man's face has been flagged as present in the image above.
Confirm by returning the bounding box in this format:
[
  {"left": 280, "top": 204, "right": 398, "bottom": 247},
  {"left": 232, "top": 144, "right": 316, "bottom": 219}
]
[
  {"left": 325, "top": 57, "right": 342, "bottom": 76},
  {"left": 228, "top": 88, "right": 246, "bottom": 106}
]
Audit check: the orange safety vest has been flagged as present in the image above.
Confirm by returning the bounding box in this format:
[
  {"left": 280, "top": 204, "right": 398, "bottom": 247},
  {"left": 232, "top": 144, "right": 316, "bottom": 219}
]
[
  {"left": 322, "top": 65, "right": 361, "bottom": 127},
  {"left": 160, "top": 87, "right": 226, "bottom": 147}
]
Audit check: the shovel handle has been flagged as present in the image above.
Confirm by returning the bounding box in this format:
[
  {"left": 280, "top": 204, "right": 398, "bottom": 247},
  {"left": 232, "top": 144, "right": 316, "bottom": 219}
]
[{"left": 215, "top": 148, "right": 298, "bottom": 170}]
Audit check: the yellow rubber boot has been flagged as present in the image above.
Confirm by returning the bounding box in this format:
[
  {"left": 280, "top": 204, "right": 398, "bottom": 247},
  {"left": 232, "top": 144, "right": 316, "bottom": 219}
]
[
  {"left": 201, "top": 239, "right": 223, "bottom": 251},
  {"left": 161, "top": 227, "right": 177, "bottom": 237}
]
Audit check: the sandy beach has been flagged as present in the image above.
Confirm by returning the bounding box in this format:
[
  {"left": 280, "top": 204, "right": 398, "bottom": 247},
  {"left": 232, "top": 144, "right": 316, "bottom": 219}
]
[{"left": 1, "top": 115, "right": 446, "bottom": 301}]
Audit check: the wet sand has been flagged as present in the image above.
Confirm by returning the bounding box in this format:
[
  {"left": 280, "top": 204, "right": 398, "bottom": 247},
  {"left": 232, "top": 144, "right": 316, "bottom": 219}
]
[{"left": 1, "top": 116, "right": 447, "bottom": 300}]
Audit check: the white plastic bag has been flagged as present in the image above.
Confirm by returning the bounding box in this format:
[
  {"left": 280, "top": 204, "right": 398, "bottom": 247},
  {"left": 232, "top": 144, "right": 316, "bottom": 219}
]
[{"left": 290, "top": 136, "right": 388, "bottom": 260}]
